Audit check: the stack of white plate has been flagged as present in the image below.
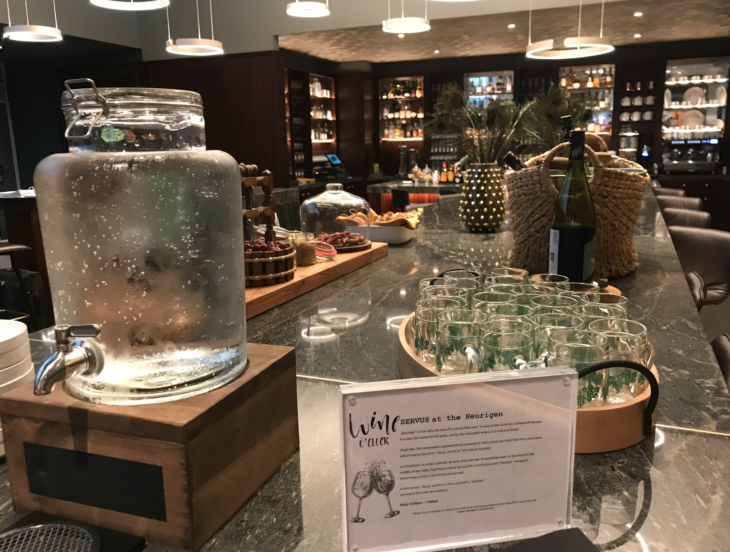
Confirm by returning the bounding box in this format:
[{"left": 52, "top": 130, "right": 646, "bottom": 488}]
[{"left": 0, "top": 320, "right": 35, "bottom": 457}]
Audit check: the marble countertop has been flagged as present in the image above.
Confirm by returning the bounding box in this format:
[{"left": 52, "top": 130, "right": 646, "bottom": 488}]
[
  {"left": 367, "top": 181, "right": 462, "bottom": 193},
  {"left": 8, "top": 191, "right": 730, "bottom": 551}
]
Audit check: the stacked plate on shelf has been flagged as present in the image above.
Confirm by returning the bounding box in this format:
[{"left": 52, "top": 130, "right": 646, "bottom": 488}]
[{"left": 0, "top": 320, "right": 35, "bottom": 457}]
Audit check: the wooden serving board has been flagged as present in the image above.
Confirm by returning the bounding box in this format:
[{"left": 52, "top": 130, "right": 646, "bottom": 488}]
[{"left": 245, "top": 241, "right": 388, "bottom": 319}]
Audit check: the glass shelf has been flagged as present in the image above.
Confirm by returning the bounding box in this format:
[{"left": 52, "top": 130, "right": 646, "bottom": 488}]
[
  {"left": 464, "top": 71, "right": 514, "bottom": 111},
  {"left": 664, "top": 103, "right": 727, "bottom": 110},
  {"left": 665, "top": 78, "right": 728, "bottom": 86}
]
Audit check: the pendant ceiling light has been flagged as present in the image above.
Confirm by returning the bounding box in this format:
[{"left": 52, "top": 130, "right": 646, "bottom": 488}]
[
  {"left": 383, "top": 0, "right": 430, "bottom": 34},
  {"left": 526, "top": 0, "right": 614, "bottom": 59},
  {"left": 286, "top": 0, "right": 329, "bottom": 18},
  {"left": 90, "top": 0, "right": 168, "bottom": 10},
  {"left": 4, "top": 0, "right": 62, "bottom": 42},
  {"left": 165, "top": 0, "right": 223, "bottom": 56}
]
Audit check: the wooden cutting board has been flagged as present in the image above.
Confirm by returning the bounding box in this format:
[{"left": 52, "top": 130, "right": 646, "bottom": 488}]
[{"left": 244, "top": 241, "right": 388, "bottom": 319}]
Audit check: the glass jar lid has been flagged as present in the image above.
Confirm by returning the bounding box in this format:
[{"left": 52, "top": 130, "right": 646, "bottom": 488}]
[
  {"left": 61, "top": 78, "right": 205, "bottom": 152},
  {"left": 300, "top": 183, "right": 371, "bottom": 240}
]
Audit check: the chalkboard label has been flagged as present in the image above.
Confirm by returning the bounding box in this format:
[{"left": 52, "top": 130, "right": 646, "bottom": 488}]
[{"left": 24, "top": 442, "right": 167, "bottom": 522}]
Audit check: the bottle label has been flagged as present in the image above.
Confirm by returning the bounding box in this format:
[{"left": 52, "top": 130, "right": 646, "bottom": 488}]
[
  {"left": 549, "top": 229, "right": 560, "bottom": 274},
  {"left": 550, "top": 227, "right": 596, "bottom": 282},
  {"left": 569, "top": 142, "right": 584, "bottom": 161},
  {"left": 583, "top": 236, "right": 596, "bottom": 282}
]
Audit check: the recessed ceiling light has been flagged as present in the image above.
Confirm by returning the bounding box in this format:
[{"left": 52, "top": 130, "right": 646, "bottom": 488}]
[
  {"left": 434, "top": 49, "right": 440, "bottom": 54},
  {"left": 634, "top": 33, "right": 641, "bottom": 38},
  {"left": 508, "top": 23, "right": 515, "bottom": 29},
  {"left": 398, "top": 33, "right": 404, "bottom": 38},
  {"left": 634, "top": 11, "right": 643, "bottom": 17}
]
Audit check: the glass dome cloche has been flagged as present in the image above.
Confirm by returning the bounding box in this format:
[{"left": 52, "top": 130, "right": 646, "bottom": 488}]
[{"left": 300, "top": 183, "right": 371, "bottom": 241}]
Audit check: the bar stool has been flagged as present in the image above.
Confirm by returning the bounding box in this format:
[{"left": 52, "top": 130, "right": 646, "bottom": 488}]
[
  {"left": 685, "top": 271, "right": 705, "bottom": 310},
  {"left": 668, "top": 226, "right": 730, "bottom": 306},
  {"left": 653, "top": 188, "right": 685, "bottom": 197},
  {"left": 0, "top": 243, "right": 38, "bottom": 331},
  {"left": 662, "top": 208, "right": 711, "bottom": 228},
  {"left": 710, "top": 334, "right": 730, "bottom": 389},
  {"left": 657, "top": 196, "right": 702, "bottom": 212}
]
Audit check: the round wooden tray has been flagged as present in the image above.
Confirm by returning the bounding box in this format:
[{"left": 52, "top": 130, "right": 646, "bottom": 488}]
[
  {"left": 334, "top": 239, "right": 372, "bottom": 254},
  {"left": 398, "top": 313, "right": 659, "bottom": 454}
]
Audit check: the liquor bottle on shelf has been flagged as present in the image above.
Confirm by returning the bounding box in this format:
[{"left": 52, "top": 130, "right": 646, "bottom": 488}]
[
  {"left": 560, "top": 69, "right": 568, "bottom": 88},
  {"left": 593, "top": 70, "right": 600, "bottom": 89},
  {"left": 606, "top": 67, "right": 614, "bottom": 87},
  {"left": 549, "top": 131, "right": 596, "bottom": 282},
  {"left": 486, "top": 78, "right": 495, "bottom": 94},
  {"left": 506, "top": 76, "right": 513, "bottom": 93},
  {"left": 416, "top": 82, "right": 423, "bottom": 98},
  {"left": 440, "top": 162, "right": 448, "bottom": 183},
  {"left": 587, "top": 70, "right": 594, "bottom": 89},
  {"left": 447, "top": 164, "right": 454, "bottom": 182},
  {"left": 496, "top": 76, "right": 505, "bottom": 93}
]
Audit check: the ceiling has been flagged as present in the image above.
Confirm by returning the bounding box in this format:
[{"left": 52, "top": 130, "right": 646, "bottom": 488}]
[{"left": 278, "top": 0, "right": 730, "bottom": 63}]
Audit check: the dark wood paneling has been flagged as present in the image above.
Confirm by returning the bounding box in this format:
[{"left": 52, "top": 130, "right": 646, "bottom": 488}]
[
  {"left": 147, "top": 53, "right": 289, "bottom": 188},
  {"left": 336, "top": 72, "right": 375, "bottom": 177}
]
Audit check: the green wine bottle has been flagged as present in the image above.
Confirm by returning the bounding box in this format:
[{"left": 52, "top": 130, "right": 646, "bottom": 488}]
[{"left": 549, "top": 130, "right": 596, "bottom": 282}]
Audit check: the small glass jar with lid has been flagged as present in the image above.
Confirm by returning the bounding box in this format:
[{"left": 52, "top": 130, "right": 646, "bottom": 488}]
[
  {"left": 300, "top": 183, "right": 371, "bottom": 243},
  {"left": 293, "top": 232, "right": 317, "bottom": 266}
]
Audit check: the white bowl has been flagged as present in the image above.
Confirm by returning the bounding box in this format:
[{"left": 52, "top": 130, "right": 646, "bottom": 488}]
[
  {"left": 0, "top": 320, "right": 28, "bottom": 354},
  {"left": 0, "top": 354, "right": 33, "bottom": 384},
  {"left": 0, "top": 339, "right": 31, "bottom": 370},
  {"left": 364, "top": 224, "right": 415, "bottom": 245}
]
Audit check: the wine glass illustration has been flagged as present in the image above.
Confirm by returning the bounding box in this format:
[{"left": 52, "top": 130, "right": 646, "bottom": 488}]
[
  {"left": 373, "top": 465, "right": 400, "bottom": 518},
  {"left": 351, "top": 469, "right": 374, "bottom": 523}
]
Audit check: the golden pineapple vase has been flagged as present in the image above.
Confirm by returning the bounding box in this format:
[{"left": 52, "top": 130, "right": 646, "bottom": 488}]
[{"left": 459, "top": 163, "right": 505, "bottom": 233}]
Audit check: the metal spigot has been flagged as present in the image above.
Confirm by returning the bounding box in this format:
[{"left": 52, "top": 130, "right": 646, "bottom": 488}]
[{"left": 34, "top": 324, "right": 105, "bottom": 396}]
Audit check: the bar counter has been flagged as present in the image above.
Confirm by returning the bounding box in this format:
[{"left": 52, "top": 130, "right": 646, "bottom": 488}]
[
  {"left": 7, "top": 190, "right": 730, "bottom": 551},
  {"left": 367, "top": 181, "right": 461, "bottom": 213}
]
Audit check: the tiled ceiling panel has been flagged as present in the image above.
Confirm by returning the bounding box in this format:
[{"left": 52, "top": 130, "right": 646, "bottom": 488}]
[{"left": 279, "top": 0, "right": 730, "bottom": 63}]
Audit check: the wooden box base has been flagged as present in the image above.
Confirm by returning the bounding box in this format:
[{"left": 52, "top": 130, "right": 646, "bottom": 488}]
[{"left": 0, "top": 343, "right": 298, "bottom": 551}]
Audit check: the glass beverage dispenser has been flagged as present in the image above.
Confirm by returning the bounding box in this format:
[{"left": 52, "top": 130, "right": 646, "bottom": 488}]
[{"left": 33, "top": 80, "right": 247, "bottom": 405}]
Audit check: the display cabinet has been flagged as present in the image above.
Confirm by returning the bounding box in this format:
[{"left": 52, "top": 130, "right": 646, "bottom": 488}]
[
  {"left": 425, "top": 75, "right": 463, "bottom": 171},
  {"left": 309, "top": 73, "right": 338, "bottom": 178},
  {"left": 464, "top": 71, "right": 514, "bottom": 111},
  {"left": 286, "top": 69, "right": 313, "bottom": 181},
  {"left": 518, "top": 68, "right": 558, "bottom": 103},
  {"left": 559, "top": 64, "right": 615, "bottom": 144},
  {"left": 379, "top": 76, "right": 424, "bottom": 142},
  {"left": 661, "top": 57, "right": 728, "bottom": 174}
]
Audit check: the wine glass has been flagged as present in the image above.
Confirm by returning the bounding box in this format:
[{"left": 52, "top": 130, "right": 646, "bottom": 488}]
[
  {"left": 373, "top": 467, "right": 400, "bottom": 518},
  {"left": 351, "top": 470, "right": 374, "bottom": 523}
]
